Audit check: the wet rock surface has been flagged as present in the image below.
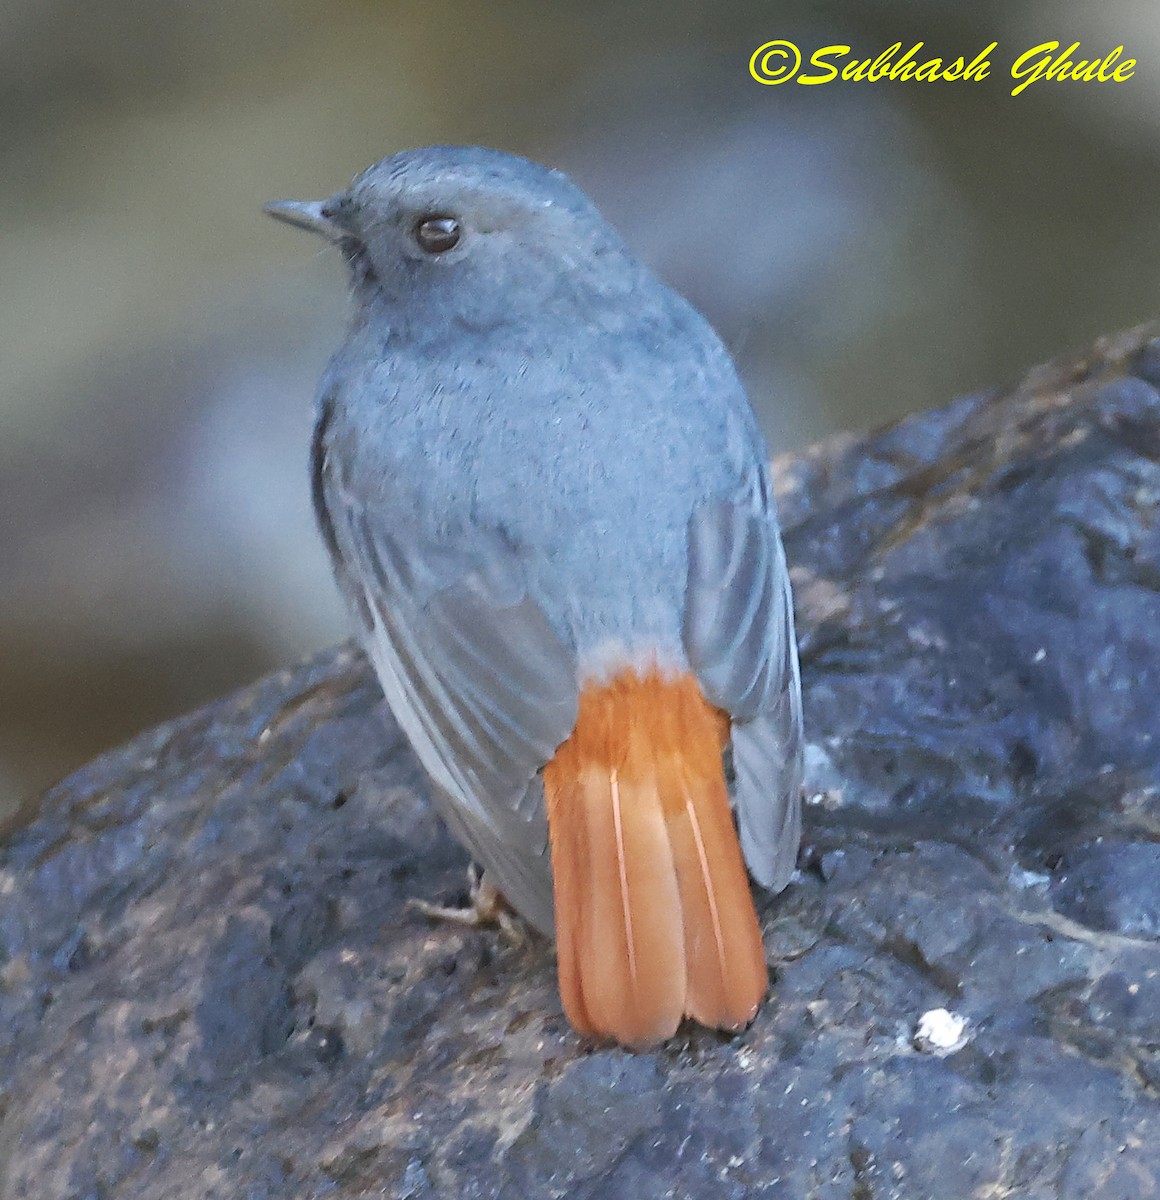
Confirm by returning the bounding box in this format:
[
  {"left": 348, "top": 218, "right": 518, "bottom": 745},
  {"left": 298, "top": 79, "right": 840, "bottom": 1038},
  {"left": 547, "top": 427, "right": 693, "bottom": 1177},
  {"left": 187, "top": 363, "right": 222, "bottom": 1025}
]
[{"left": 3, "top": 323, "right": 1160, "bottom": 1198}]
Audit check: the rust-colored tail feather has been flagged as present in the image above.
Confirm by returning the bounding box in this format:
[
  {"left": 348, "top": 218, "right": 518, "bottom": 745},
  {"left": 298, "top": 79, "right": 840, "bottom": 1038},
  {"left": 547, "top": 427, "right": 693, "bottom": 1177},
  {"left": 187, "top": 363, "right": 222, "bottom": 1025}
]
[{"left": 544, "top": 670, "right": 767, "bottom": 1049}]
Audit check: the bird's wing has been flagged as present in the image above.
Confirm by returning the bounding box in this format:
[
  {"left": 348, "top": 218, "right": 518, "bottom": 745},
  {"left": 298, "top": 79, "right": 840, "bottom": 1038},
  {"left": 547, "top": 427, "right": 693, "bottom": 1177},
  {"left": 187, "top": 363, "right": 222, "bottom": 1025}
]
[
  {"left": 319, "top": 463, "right": 578, "bottom": 935},
  {"left": 684, "top": 492, "right": 804, "bottom": 892}
]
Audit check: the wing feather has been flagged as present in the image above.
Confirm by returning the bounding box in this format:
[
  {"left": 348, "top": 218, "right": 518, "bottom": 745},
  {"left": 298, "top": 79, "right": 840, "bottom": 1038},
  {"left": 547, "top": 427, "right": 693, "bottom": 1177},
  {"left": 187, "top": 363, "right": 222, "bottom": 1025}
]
[
  {"left": 684, "top": 491, "right": 803, "bottom": 891},
  {"left": 318, "top": 456, "right": 578, "bottom": 918}
]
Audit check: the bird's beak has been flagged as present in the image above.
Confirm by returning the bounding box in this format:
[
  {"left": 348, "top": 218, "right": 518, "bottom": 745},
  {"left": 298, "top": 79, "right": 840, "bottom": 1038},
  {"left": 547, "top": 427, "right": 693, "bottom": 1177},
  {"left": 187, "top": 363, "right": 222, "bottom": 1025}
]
[{"left": 263, "top": 198, "right": 345, "bottom": 241}]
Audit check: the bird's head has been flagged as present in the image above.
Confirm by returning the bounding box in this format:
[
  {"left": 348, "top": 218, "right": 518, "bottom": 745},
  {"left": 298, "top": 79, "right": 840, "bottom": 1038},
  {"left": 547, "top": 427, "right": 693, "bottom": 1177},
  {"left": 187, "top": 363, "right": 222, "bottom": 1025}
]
[{"left": 265, "top": 146, "right": 635, "bottom": 333}]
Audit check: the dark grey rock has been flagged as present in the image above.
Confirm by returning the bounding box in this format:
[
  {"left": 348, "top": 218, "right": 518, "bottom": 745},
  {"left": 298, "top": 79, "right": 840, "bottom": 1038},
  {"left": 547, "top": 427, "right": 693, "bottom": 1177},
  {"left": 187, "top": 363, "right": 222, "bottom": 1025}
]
[
  {"left": 3, "top": 323, "right": 1160, "bottom": 1197},
  {"left": 1051, "top": 842, "right": 1160, "bottom": 937}
]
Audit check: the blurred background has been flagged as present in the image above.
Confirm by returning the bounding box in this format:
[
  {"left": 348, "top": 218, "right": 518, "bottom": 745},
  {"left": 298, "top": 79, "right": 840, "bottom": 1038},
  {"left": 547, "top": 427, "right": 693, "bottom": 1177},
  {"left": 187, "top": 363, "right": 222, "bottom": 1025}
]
[{"left": 2, "top": 0, "right": 1158, "bottom": 815}]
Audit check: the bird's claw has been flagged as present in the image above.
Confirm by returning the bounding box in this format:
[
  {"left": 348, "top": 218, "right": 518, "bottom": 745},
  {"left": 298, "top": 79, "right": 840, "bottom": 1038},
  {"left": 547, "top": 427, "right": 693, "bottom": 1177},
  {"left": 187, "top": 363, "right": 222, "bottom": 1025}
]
[{"left": 407, "top": 865, "right": 527, "bottom": 945}]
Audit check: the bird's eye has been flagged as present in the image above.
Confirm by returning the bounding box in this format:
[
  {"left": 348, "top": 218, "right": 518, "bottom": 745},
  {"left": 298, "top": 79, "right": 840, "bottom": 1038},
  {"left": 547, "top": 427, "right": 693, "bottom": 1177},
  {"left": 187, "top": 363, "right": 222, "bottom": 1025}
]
[{"left": 413, "top": 215, "right": 461, "bottom": 254}]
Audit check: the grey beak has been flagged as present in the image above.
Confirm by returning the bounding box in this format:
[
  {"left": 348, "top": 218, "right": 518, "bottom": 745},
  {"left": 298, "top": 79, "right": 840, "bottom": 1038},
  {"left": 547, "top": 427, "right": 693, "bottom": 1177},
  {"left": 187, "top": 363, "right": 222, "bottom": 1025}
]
[{"left": 263, "top": 199, "right": 344, "bottom": 241}]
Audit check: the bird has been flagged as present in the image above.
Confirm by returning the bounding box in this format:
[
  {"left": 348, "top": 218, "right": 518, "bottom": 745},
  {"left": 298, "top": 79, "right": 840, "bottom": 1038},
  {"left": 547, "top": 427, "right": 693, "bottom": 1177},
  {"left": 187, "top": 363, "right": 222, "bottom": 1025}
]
[{"left": 265, "top": 146, "right": 803, "bottom": 1050}]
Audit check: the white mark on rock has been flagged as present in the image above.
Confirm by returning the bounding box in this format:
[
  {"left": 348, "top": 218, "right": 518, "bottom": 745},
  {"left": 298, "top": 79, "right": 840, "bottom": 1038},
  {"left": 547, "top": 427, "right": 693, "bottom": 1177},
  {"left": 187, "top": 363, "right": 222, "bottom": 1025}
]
[{"left": 914, "top": 1008, "right": 969, "bottom": 1056}]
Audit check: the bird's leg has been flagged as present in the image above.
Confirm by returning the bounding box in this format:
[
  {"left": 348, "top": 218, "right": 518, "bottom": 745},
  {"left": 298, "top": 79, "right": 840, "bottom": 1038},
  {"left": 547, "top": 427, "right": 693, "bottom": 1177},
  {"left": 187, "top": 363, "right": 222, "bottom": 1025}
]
[{"left": 407, "top": 864, "right": 526, "bottom": 944}]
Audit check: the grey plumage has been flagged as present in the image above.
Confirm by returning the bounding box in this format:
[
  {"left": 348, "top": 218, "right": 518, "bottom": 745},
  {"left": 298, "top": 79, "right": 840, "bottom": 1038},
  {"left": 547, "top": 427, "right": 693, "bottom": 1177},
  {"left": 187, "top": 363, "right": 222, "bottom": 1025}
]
[
  {"left": 686, "top": 496, "right": 804, "bottom": 892},
  {"left": 272, "top": 146, "right": 803, "bottom": 929}
]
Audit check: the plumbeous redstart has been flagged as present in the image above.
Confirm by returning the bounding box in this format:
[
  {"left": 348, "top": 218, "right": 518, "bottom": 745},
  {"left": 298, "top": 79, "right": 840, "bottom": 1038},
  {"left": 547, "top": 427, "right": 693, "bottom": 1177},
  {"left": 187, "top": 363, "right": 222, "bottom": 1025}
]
[{"left": 266, "top": 146, "right": 803, "bottom": 1049}]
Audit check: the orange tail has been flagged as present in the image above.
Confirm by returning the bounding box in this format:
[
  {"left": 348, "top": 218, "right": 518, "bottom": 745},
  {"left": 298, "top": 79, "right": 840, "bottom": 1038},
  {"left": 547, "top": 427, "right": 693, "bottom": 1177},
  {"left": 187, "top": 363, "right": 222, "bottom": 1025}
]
[{"left": 543, "top": 669, "right": 768, "bottom": 1049}]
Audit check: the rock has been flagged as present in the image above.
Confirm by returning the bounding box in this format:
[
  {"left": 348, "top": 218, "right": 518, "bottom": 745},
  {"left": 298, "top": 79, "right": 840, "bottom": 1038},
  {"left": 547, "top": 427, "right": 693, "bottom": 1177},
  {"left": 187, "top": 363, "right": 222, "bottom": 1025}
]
[{"left": 3, "top": 322, "right": 1160, "bottom": 1198}]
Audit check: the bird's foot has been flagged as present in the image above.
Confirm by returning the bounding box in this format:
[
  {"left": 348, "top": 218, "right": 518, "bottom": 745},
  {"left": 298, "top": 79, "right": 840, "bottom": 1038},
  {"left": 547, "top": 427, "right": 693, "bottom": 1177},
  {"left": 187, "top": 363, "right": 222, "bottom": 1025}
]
[{"left": 407, "top": 865, "right": 526, "bottom": 944}]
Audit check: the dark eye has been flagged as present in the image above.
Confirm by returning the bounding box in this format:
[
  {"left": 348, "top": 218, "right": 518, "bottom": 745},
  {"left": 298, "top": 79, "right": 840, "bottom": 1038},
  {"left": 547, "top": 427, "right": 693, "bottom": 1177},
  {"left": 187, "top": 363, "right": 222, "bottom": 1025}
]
[{"left": 414, "top": 215, "right": 461, "bottom": 254}]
